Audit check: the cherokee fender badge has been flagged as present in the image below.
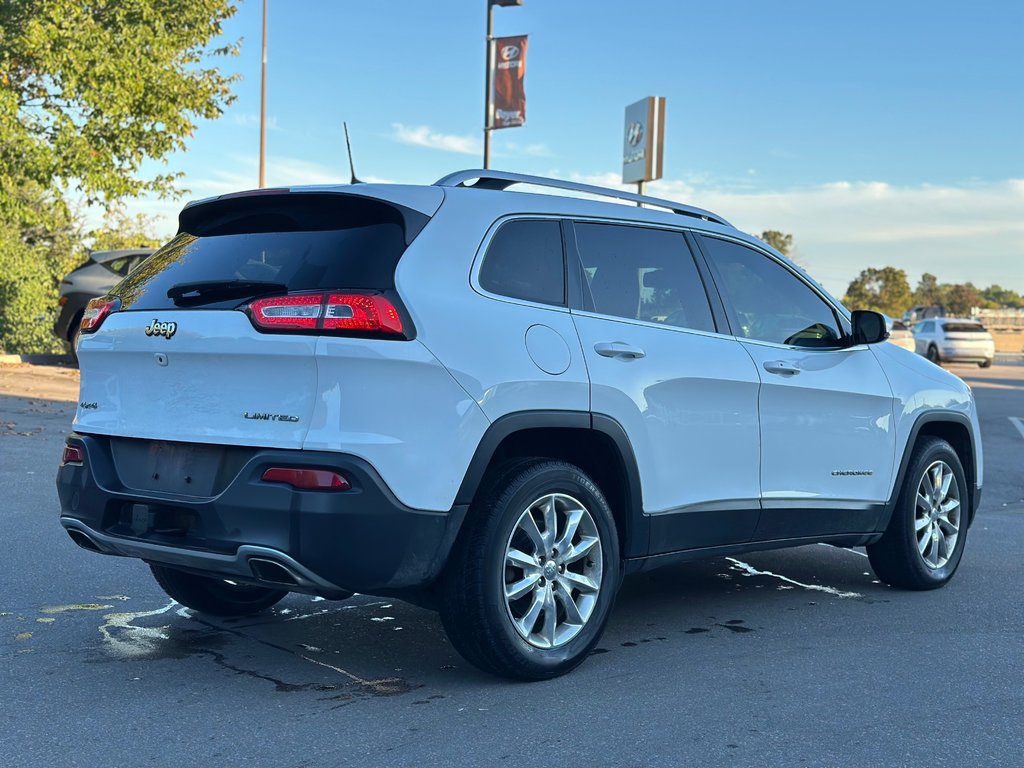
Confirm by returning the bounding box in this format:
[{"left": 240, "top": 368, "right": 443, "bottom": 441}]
[{"left": 831, "top": 470, "right": 874, "bottom": 477}]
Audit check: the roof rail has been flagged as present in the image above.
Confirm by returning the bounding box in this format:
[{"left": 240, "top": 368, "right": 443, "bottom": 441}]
[{"left": 434, "top": 169, "right": 731, "bottom": 227}]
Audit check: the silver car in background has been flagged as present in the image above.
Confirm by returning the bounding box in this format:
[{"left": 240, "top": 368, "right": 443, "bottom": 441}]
[
  {"left": 913, "top": 317, "right": 995, "bottom": 367},
  {"left": 885, "top": 316, "right": 916, "bottom": 352}
]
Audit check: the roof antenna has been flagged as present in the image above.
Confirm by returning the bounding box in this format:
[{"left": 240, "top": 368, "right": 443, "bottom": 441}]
[{"left": 343, "top": 122, "right": 362, "bottom": 184}]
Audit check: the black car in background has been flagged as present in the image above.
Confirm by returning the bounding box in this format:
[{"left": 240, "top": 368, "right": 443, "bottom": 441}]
[{"left": 54, "top": 249, "right": 155, "bottom": 362}]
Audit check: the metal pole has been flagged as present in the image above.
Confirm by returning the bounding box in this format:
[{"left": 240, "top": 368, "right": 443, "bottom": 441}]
[
  {"left": 483, "top": 2, "right": 493, "bottom": 169},
  {"left": 637, "top": 180, "right": 645, "bottom": 206},
  {"left": 259, "top": 0, "right": 267, "bottom": 188}
]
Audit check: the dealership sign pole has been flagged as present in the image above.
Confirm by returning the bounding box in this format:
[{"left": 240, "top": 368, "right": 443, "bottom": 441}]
[
  {"left": 622, "top": 96, "right": 665, "bottom": 202},
  {"left": 484, "top": 0, "right": 526, "bottom": 169}
]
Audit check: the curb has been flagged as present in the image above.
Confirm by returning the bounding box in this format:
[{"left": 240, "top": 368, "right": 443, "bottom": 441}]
[{"left": 0, "top": 354, "right": 75, "bottom": 366}]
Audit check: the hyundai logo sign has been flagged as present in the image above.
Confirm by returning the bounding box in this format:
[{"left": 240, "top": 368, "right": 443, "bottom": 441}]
[
  {"left": 501, "top": 45, "right": 520, "bottom": 60},
  {"left": 626, "top": 121, "right": 644, "bottom": 147},
  {"left": 623, "top": 96, "right": 665, "bottom": 185}
]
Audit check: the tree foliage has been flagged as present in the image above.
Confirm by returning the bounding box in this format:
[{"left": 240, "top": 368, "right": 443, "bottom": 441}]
[
  {"left": 0, "top": 0, "right": 239, "bottom": 216},
  {"left": 759, "top": 230, "right": 793, "bottom": 256},
  {"left": 842, "top": 267, "right": 913, "bottom": 317},
  {"left": 944, "top": 283, "right": 982, "bottom": 317},
  {"left": 912, "top": 273, "right": 1022, "bottom": 315},
  {"left": 0, "top": 0, "right": 238, "bottom": 353},
  {"left": 88, "top": 208, "right": 164, "bottom": 251},
  {"left": 913, "top": 273, "right": 943, "bottom": 307},
  {"left": 0, "top": 189, "right": 78, "bottom": 353}
]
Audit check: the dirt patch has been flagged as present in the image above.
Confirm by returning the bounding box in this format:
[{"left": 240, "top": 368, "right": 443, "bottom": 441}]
[{"left": 0, "top": 363, "right": 79, "bottom": 403}]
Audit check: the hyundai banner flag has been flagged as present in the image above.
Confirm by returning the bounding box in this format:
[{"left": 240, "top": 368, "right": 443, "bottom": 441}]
[{"left": 490, "top": 35, "right": 528, "bottom": 129}]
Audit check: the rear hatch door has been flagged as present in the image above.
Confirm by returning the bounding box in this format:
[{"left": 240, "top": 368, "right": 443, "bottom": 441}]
[{"left": 75, "top": 187, "right": 441, "bottom": 449}]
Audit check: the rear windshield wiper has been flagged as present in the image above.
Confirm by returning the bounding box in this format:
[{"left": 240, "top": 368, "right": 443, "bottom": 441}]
[{"left": 167, "top": 280, "right": 287, "bottom": 306}]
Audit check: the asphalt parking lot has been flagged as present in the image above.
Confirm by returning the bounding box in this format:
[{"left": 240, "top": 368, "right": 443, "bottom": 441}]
[{"left": 2, "top": 360, "right": 1022, "bottom": 768}]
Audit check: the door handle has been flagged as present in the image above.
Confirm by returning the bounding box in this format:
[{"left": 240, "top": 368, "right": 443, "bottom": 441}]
[
  {"left": 763, "top": 360, "right": 800, "bottom": 376},
  {"left": 594, "top": 341, "right": 646, "bottom": 360}
]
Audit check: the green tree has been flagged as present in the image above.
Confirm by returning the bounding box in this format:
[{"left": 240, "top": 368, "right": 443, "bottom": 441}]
[
  {"left": 944, "top": 283, "right": 983, "bottom": 317},
  {"left": 842, "top": 267, "right": 913, "bottom": 317},
  {"left": 0, "top": 0, "right": 238, "bottom": 352},
  {"left": 913, "top": 272, "right": 945, "bottom": 308},
  {"left": 88, "top": 208, "right": 164, "bottom": 251},
  {"left": 981, "top": 284, "right": 1024, "bottom": 308},
  {"left": 0, "top": 0, "right": 239, "bottom": 215},
  {"left": 0, "top": 184, "right": 81, "bottom": 353},
  {"left": 759, "top": 230, "right": 794, "bottom": 256}
]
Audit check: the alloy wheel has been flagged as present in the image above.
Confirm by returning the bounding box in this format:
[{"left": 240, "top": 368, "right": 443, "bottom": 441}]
[
  {"left": 502, "top": 493, "right": 603, "bottom": 649},
  {"left": 914, "top": 460, "right": 960, "bottom": 569}
]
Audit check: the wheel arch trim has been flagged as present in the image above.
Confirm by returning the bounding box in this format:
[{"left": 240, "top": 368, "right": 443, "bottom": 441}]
[
  {"left": 879, "top": 410, "right": 980, "bottom": 532},
  {"left": 454, "top": 410, "right": 647, "bottom": 557}
]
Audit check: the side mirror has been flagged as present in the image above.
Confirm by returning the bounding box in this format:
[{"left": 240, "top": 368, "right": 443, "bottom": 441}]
[{"left": 850, "top": 310, "right": 889, "bottom": 345}]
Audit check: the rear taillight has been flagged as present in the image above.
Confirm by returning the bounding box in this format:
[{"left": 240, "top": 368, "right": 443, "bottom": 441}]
[
  {"left": 247, "top": 292, "right": 406, "bottom": 337},
  {"left": 80, "top": 297, "right": 120, "bottom": 334},
  {"left": 261, "top": 467, "right": 351, "bottom": 491},
  {"left": 62, "top": 444, "right": 85, "bottom": 466}
]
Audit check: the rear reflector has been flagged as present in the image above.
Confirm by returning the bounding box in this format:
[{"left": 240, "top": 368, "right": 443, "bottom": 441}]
[
  {"left": 62, "top": 445, "right": 85, "bottom": 466},
  {"left": 261, "top": 467, "right": 351, "bottom": 491},
  {"left": 80, "top": 297, "right": 120, "bottom": 334},
  {"left": 247, "top": 291, "right": 406, "bottom": 337}
]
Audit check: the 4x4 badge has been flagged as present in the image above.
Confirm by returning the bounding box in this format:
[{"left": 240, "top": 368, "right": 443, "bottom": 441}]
[{"left": 144, "top": 319, "right": 177, "bottom": 339}]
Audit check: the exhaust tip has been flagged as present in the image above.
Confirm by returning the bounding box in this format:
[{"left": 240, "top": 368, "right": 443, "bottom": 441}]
[
  {"left": 249, "top": 557, "right": 300, "bottom": 587},
  {"left": 67, "top": 529, "right": 101, "bottom": 553}
]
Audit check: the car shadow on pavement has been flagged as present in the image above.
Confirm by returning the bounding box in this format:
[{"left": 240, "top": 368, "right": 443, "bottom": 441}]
[{"left": 69, "top": 543, "right": 886, "bottom": 699}]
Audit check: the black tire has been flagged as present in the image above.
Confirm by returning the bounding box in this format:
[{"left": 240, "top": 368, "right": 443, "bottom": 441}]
[
  {"left": 867, "top": 437, "right": 969, "bottom": 590},
  {"left": 68, "top": 323, "right": 82, "bottom": 367},
  {"left": 150, "top": 564, "right": 287, "bottom": 616},
  {"left": 979, "top": 359, "right": 992, "bottom": 368},
  {"left": 439, "top": 459, "right": 621, "bottom": 680},
  {"left": 926, "top": 345, "right": 941, "bottom": 365}
]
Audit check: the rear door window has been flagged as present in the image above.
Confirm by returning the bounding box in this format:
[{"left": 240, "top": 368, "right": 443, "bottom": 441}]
[
  {"left": 112, "top": 194, "right": 427, "bottom": 311},
  {"left": 573, "top": 222, "right": 715, "bottom": 333},
  {"left": 478, "top": 219, "right": 565, "bottom": 306}
]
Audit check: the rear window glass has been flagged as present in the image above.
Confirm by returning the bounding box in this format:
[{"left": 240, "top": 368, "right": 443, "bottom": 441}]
[
  {"left": 943, "top": 323, "right": 986, "bottom": 333},
  {"left": 112, "top": 194, "right": 426, "bottom": 311}
]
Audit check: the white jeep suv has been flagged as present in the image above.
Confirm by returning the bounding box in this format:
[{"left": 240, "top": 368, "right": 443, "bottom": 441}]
[{"left": 57, "top": 171, "right": 983, "bottom": 680}]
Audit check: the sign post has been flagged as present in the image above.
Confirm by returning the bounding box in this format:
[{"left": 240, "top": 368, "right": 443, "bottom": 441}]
[
  {"left": 484, "top": 0, "right": 525, "bottom": 169},
  {"left": 622, "top": 96, "right": 665, "bottom": 203}
]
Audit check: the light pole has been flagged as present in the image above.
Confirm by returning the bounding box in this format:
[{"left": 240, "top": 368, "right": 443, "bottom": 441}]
[
  {"left": 258, "top": 0, "right": 268, "bottom": 188},
  {"left": 484, "top": 0, "right": 522, "bottom": 169}
]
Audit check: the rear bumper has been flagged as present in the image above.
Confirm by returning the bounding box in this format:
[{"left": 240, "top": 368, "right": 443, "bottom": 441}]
[
  {"left": 940, "top": 346, "right": 995, "bottom": 362},
  {"left": 56, "top": 434, "right": 467, "bottom": 596}
]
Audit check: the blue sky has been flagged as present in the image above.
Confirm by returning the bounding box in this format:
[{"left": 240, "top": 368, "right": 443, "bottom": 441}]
[{"left": 130, "top": 0, "right": 1024, "bottom": 296}]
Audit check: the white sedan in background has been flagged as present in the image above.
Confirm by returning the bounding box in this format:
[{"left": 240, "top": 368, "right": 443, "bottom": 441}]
[{"left": 913, "top": 317, "right": 995, "bottom": 367}]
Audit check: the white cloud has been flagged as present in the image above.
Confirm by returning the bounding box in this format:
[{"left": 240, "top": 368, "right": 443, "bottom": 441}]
[
  {"left": 389, "top": 123, "right": 480, "bottom": 155},
  {"left": 231, "top": 113, "right": 280, "bottom": 132}
]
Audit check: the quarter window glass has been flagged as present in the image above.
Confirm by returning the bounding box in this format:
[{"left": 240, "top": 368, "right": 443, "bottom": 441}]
[
  {"left": 105, "top": 258, "right": 130, "bottom": 276},
  {"left": 699, "top": 235, "right": 842, "bottom": 348},
  {"left": 574, "top": 223, "right": 715, "bottom": 333},
  {"left": 479, "top": 220, "right": 565, "bottom": 306}
]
